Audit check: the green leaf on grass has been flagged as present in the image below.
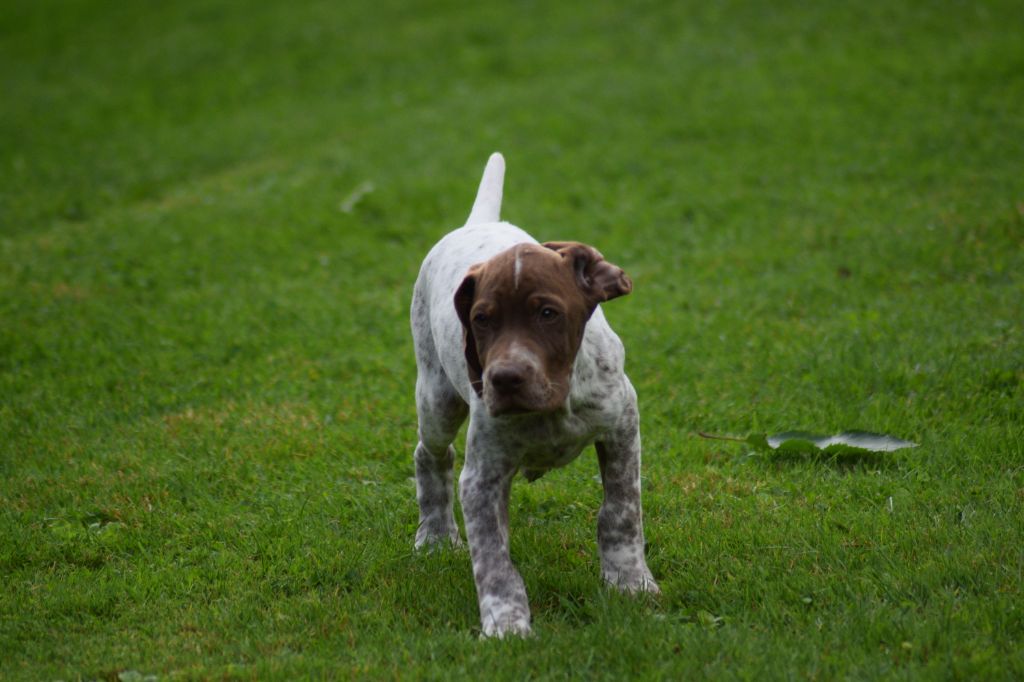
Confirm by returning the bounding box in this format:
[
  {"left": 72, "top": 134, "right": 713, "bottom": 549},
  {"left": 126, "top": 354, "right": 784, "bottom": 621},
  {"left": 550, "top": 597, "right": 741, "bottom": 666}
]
[
  {"left": 118, "top": 671, "right": 159, "bottom": 682},
  {"left": 765, "top": 431, "right": 917, "bottom": 454},
  {"left": 81, "top": 509, "right": 118, "bottom": 529},
  {"left": 744, "top": 433, "right": 770, "bottom": 451},
  {"left": 700, "top": 430, "right": 917, "bottom": 455},
  {"left": 696, "top": 609, "right": 725, "bottom": 628}
]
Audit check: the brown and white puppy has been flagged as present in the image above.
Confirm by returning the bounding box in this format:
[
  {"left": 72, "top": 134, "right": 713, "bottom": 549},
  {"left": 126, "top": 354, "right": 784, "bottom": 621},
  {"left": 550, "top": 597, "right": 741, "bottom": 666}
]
[{"left": 410, "top": 153, "right": 658, "bottom": 638}]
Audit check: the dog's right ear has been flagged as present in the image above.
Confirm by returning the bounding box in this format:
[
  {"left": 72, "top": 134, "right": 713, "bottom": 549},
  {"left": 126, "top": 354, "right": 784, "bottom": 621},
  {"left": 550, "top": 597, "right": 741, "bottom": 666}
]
[{"left": 454, "top": 265, "right": 484, "bottom": 397}]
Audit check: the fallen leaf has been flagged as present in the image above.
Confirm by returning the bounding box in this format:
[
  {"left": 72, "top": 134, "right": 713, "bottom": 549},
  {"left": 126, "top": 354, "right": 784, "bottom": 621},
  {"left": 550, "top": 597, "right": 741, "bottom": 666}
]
[{"left": 699, "top": 430, "right": 918, "bottom": 455}]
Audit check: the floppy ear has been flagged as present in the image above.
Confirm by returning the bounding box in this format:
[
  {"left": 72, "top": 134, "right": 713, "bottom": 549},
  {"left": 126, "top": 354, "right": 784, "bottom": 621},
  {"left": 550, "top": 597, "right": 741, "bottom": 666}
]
[
  {"left": 453, "top": 265, "right": 484, "bottom": 397},
  {"left": 543, "top": 241, "right": 632, "bottom": 307}
]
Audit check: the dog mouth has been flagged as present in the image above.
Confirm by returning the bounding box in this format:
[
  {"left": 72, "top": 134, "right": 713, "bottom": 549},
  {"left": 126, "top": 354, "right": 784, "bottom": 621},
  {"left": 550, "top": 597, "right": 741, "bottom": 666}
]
[
  {"left": 487, "top": 403, "right": 534, "bottom": 417},
  {"left": 483, "top": 380, "right": 566, "bottom": 417}
]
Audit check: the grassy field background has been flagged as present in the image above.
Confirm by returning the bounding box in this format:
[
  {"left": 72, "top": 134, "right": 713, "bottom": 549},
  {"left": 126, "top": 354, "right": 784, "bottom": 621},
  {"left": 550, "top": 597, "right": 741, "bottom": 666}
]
[{"left": 2, "top": 0, "right": 1022, "bottom": 678}]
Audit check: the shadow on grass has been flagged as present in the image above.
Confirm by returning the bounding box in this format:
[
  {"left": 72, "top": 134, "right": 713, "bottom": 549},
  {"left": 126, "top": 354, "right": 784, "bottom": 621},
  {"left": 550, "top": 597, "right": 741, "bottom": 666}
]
[{"left": 743, "top": 450, "right": 904, "bottom": 471}]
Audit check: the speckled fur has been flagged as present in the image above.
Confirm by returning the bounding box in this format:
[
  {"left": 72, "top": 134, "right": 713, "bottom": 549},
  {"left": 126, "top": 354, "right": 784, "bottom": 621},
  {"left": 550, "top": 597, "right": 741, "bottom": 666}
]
[{"left": 410, "top": 153, "right": 658, "bottom": 638}]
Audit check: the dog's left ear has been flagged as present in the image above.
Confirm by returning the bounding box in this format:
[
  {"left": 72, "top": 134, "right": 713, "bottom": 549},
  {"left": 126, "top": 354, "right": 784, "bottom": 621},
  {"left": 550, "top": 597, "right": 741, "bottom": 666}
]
[
  {"left": 543, "top": 241, "right": 632, "bottom": 307},
  {"left": 453, "top": 264, "right": 485, "bottom": 397}
]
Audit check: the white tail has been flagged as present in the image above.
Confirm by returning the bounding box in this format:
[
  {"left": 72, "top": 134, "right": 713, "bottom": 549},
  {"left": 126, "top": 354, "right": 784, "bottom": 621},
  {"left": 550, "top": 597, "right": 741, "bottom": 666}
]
[{"left": 466, "top": 152, "right": 505, "bottom": 225}]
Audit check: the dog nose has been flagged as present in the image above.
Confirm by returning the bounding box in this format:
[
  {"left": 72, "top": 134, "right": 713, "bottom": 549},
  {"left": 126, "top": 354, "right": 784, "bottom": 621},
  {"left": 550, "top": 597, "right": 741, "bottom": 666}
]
[{"left": 488, "top": 365, "right": 526, "bottom": 394}]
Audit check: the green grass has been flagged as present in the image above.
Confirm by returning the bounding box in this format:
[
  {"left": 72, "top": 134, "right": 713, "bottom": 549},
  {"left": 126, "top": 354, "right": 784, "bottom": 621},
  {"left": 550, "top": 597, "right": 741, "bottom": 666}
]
[{"left": 2, "top": 0, "right": 1022, "bottom": 678}]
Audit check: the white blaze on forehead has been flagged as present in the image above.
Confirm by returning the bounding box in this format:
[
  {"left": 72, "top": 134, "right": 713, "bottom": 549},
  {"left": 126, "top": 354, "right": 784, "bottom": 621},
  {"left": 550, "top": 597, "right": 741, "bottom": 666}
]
[{"left": 513, "top": 246, "right": 523, "bottom": 291}]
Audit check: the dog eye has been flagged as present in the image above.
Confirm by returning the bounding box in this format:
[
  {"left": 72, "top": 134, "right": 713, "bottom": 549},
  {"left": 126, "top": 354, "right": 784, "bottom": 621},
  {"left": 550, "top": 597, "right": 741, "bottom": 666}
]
[
  {"left": 539, "top": 307, "right": 559, "bottom": 320},
  {"left": 472, "top": 312, "right": 490, "bottom": 325}
]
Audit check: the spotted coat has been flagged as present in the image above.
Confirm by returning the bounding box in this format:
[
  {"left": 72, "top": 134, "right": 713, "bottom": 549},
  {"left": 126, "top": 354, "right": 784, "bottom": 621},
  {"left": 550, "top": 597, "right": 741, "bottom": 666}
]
[{"left": 410, "top": 153, "right": 658, "bottom": 638}]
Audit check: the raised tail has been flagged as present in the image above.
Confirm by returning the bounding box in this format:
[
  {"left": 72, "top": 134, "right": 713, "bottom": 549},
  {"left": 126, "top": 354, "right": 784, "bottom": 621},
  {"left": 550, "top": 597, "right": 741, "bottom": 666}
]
[{"left": 466, "top": 152, "right": 505, "bottom": 225}]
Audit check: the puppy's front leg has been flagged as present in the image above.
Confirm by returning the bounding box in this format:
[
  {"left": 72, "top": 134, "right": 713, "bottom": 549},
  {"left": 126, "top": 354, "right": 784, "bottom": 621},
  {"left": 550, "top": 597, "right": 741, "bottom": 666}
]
[
  {"left": 595, "top": 397, "right": 659, "bottom": 594},
  {"left": 459, "top": 428, "right": 531, "bottom": 638}
]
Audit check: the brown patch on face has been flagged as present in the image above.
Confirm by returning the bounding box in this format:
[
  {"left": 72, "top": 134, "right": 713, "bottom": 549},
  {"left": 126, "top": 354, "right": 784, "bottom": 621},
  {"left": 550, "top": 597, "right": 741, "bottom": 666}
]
[{"left": 453, "top": 242, "right": 631, "bottom": 415}]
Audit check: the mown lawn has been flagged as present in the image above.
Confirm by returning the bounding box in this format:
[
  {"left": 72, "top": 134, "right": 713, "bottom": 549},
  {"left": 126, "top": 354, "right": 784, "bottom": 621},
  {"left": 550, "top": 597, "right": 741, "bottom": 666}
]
[{"left": 2, "top": 0, "right": 1022, "bottom": 679}]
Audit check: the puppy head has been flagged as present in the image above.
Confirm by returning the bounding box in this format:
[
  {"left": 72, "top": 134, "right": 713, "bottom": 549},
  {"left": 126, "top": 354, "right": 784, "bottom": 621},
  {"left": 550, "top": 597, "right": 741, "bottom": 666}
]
[{"left": 454, "top": 241, "right": 631, "bottom": 416}]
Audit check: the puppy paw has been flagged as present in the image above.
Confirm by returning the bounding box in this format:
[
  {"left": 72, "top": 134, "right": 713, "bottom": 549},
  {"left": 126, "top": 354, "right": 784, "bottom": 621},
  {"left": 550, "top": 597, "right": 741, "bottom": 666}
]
[
  {"left": 414, "top": 523, "right": 462, "bottom": 551},
  {"left": 480, "top": 598, "right": 532, "bottom": 638},
  {"left": 481, "top": 613, "right": 532, "bottom": 639},
  {"left": 603, "top": 568, "right": 661, "bottom": 595}
]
